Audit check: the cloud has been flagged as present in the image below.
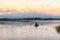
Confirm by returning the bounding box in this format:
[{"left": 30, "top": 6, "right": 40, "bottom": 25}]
[{"left": 0, "top": 0, "right": 60, "bottom": 16}]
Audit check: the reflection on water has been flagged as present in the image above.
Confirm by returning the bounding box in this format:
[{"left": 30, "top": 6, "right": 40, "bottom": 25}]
[{"left": 0, "top": 20, "right": 60, "bottom": 40}]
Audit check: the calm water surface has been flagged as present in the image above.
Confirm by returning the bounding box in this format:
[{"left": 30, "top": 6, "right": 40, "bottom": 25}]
[{"left": 0, "top": 20, "right": 60, "bottom": 40}]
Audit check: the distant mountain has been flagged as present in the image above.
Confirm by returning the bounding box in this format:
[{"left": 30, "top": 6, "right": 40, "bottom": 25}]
[{"left": 0, "top": 13, "right": 60, "bottom": 18}]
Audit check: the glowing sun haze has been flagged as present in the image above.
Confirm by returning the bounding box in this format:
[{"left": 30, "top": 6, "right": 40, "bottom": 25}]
[{"left": 0, "top": 0, "right": 60, "bottom": 16}]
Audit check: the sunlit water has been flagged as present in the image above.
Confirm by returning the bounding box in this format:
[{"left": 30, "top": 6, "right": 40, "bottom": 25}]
[{"left": 0, "top": 20, "right": 60, "bottom": 40}]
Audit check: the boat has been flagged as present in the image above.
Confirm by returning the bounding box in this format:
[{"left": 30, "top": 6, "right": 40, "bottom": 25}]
[{"left": 34, "top": 22, "right": 39, "bottom": 27}]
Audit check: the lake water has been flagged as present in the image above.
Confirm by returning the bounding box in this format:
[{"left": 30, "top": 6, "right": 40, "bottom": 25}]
[{"left": 0, "top": 20, "right": 60, "bottom": 40}]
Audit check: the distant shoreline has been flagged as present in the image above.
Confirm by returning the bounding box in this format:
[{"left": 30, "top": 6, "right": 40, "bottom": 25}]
[{"left": 0, "top": 18, "right": 60, "bottom": 22}]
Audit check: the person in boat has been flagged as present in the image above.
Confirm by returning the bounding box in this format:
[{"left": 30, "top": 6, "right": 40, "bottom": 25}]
[{"left": 34, "top": 22, "right": 39, "bottom": 27}]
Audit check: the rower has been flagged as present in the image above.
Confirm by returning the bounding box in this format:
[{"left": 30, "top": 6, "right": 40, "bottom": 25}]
[{"left": 34, "top": 22, "right": 39, "bottom": 27}]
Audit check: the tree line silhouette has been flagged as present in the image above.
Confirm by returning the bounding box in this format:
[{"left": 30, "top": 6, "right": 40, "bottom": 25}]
[{"left": 0, "top": 18, "right": 60, "bottom": 21}]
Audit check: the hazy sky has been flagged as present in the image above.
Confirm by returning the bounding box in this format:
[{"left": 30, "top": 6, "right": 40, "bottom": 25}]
[{"left": 0, "top": 0, "right": 60, "bottom": 16}]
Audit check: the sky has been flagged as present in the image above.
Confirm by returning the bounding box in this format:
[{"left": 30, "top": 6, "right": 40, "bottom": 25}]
[{"left": 0, "top": 0, "right": 60, "bottom": 16}]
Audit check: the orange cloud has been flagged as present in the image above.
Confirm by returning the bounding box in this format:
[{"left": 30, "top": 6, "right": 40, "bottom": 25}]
[{"left": 0, "top": 0, "right": 60, "bottom": 16}]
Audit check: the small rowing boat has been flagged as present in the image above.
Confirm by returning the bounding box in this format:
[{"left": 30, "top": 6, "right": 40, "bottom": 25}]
[{"left": 34, "top": 22, "right": 39, "bottom": 27}]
